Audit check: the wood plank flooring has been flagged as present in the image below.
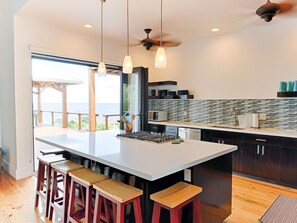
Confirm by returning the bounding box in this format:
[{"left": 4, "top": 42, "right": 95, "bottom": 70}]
[{"left": 0, "top": 170, "right": 297, "bottom": 223}]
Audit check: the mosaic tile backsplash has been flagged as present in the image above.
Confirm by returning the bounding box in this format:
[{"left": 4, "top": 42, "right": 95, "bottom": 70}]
[{"left": 148, "top": 99, "right": 297, "bottom": 131}]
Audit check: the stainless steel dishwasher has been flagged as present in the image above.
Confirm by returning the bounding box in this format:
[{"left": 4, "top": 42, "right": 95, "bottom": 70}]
[{"left": 178, "top": 127, "right": 201, "bottom": 140}]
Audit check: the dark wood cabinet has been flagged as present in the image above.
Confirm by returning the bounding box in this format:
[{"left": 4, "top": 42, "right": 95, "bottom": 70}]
[
  {"left": 201, "top": 129, "right": 297, "bottom": 187},
  {"left": 280, "top": 138, "right": 297, "bottom": 187}
]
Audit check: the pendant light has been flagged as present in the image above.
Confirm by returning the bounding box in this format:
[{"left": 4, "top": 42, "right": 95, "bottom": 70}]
[
  {"left": 122, "top": 0, "right": 133, "bottom": 74},
  {"left": 97, "top": 0, "right": 106, "bottom": 77},
  {"left": 155, "top": 0, "right": 167, "bottom": 68}
]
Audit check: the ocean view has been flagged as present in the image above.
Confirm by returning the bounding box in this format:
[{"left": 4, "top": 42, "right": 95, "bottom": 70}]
[{"left": 34, "top": 103, "right": 120, "bottom": 125}]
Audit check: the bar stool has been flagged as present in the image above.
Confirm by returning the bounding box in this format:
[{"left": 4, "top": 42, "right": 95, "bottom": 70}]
[
  {"left": 93, "top": 178, "right": 143, "bottom": 223},
  {"left": 35, "top": 155, "right": 66, "bottom": 217},
  {"left": 67, "top": 168, "right": 109, "bottom": 223},
  {"left": 150, "top": 182, "right": 203, "bottom": 223},
  {"left": 48, "top": 160, "right": 84, "bottom": 223},
  {"left": 40, "top": 148, "right": 65, "bottom": 156}
]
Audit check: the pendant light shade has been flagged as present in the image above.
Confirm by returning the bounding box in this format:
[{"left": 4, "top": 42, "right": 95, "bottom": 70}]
[
  {"left": 155, "top": 0, "right": 167, "bottom": 68},
  {"left": 122, "top": 0, "right": 133, "bottom": 74},
  {"left": 155, "top": 47, "right": 167, "bottom": 68},
  {"left": 123, "top": 55, "right": 133, "bottom": 74},
  {"left": 97, "top": 0, "right": 106, "bottom": 77}
]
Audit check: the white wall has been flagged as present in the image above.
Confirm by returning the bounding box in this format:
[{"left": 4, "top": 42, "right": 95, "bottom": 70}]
[
  {"left": 12, "top": 16, "right": 153, "bottom": 179},
  {"left": 149, "top": 20, "right": 297, "bottom": 99},
  {"left": 0, "top": 0, "right": 28, "bottom": 178}
]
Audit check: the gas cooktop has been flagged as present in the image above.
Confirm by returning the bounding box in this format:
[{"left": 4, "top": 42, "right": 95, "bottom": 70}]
[{"left": 117, "top": 131, "right": 180, "bottom": 143}]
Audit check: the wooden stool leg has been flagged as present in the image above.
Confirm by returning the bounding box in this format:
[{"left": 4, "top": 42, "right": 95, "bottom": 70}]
[
  {"left": 48, "top": 169, "right": 58, "bottom": 220},
  {"left": 115, "top": 203, "right": 125, "bottom": 223},
  {"left": 133, "top": 197, "right": 142, "bottom": 223},
  {"left": 35, "top": 162, "right": 44, "bottom": 208},
  {"left": 85, "top": 186, "right": 93, "bottom": 223},
  {"left": 62, "top": 174, "right": 69, "bottom": 223},
  {"left": 151, "top": 203, "right": 161, "bottom": 223},
  {"left": 67, "top": 179, "right": 76, "bottom": 222},
  {"left": 193, "top": 196, "right": 202, "bottom": 223},
  {"left": 170, "top": 208, "right": 179, "bottom": 223},
  {"left": 178, "top": 208, "right": 182, "bottom": 223},
  {"left": 93, "top": 192, "right": 101, "bottom": 223},
  {"left": 112, "top": 203, "right": 117, "bottom": 223},
  {"left": 103, "top": 198, "right": 110, "bottom": 223},
  {"left": 45, "top": 165, "right": 52, "bottom": 217}
]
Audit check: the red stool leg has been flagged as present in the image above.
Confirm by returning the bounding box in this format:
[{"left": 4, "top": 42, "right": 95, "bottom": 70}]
[
  {"left": 103, "top": 198, "right": 110, "bottom": 223},
  {"left": 151, "top": 203, "right": 161, "bottom": 223},
  {"left": 35, "top": 162, "right": 45, "bottom": 208},
  {"left": 133, "top": 197, "right": 142, "bottom": 223},
  {"left": 170, "top": 208, "right": 179, "bottom": 223},
  {"left": 67, "top": 179, "right": 76, "bottom": 222},
  {"left": 48, "top": 169, "right": 58, "bottom": 220},
  {"left": 93, "top": 191, "right": 101, "bottom": 223},
  {"left": 115, "top": 203, "right": 125, "bottom": 223},
  {"left": 112, "top": 203, "right": 117, "bottom": 223},
  {"left": 85, "top": 185, "right": 93, "bottom": 223},
  {"left": 178, "top": 208, "right": 182, "bottom": 223},
  {"left": 63, "top": 174, "right": 70, "bottom": 223},
  {"left": 45, "top": 164, "right": 52, "bottom": 217},
  {"left": 193, "top": 196, "right": 202, "bottom": 223}
]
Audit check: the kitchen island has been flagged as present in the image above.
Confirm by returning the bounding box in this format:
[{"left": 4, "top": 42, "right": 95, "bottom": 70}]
[{"left": 36, "top": 131, "right": 237, "bottom": 223}]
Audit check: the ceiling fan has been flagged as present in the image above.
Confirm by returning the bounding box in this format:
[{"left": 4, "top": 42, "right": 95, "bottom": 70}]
[
  {"left": 256, "top": 0, "right": 297, "bottom": 22},
  {"left": 138, "top": 28, "right": 181, "bottom": 50}
]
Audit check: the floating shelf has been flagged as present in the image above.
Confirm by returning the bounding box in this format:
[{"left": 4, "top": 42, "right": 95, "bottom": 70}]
[
  {"left": 148, "top": 95, "right": 194, "bottom": 100},
  {"left": 148, "top": 81, "right": 177, "bottom": 86},
  {"left": 277, "top": 92, "right": 297, "bottom": 97}
]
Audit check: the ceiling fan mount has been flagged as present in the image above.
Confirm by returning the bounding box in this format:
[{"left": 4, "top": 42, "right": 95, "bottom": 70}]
[
  {"left": 256, "top": 0, "right": 280, "bottom": 22},
  {"left": 141, "top": 29, "right": 155, "bottom": 50}
]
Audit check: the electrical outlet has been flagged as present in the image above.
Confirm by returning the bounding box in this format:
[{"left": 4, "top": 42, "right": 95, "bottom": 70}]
[
  {"left": 184, "top": 169, "right": 191, "bottom": 182},
  {"left": 259, "top": 113, "right": 267, "bottom": 120}
]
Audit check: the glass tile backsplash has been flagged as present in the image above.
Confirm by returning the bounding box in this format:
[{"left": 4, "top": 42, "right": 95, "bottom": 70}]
[{"left": 148, "top": 99, "right": 297, "bottom": 130}]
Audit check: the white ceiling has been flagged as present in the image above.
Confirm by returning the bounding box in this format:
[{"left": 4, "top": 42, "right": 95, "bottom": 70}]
[{"left": 16, "top": 0, "right": 297, "bottom": 46}]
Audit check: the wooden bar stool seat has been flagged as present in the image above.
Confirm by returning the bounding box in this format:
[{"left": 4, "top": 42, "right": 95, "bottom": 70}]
[
  {"left": 40, "top": 148, "right": 65, "bottom": 156},
  {"left": 93, "top": 179, "right": 143, "bottom": 223},
  {"left": 35, "top": 155, "right": 66, "bottom": 218},
  {"left": 150, "top": 182, "right": 203, "bottom": 223},
  {"left": 48, "top": 160, "right": 84, "bottom": 223},
  {"left": 67, "top": 168, "right": 109, "bottom": 223}
]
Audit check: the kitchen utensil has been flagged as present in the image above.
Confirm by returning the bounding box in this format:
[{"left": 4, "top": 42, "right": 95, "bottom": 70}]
[
  {"left": 121, "top": 116, "right": 127, "bottom": 123},
  {"left": 125, "top": 123, "right": 133, "bottom": 132},
  {"left": 279, "top": 81, "right": 287, "bottom": 92},
  {"left": 178, "top": 90, "right": 189, "bottom": 95},
  {"left": 131, "top": 114, "right": 135, "bottom": 122}
]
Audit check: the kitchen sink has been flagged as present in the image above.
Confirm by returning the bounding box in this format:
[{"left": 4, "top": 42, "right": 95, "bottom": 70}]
[{"left": 210, "top": 124, "right": 245, "bottom": 130}]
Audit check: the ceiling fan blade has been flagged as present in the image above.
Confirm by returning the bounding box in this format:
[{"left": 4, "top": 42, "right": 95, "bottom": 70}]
[{"left": 278, "top": 2, "right": 295, "bottom": 14}]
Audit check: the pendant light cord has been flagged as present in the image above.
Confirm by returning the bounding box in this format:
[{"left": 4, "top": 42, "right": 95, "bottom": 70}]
[
  {"left": 127, "top": 0, "right": 130, "bottom": 55},
  {"left": 160, "top": 0, "right": 163, "bottom": 47},
  {"left": 100, "top": 0, "right": 104, "bottom": 62}
]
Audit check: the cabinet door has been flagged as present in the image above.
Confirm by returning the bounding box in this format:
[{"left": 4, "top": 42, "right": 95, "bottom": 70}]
[
  {"left": 280, "top": 147, "right": 297, "bottom": 186},
  {"left": 260, "top": 145, "right": 281, "bottom": 182},
  {"left": 241, "top": 142, "right": 262, "bottom": 177}
]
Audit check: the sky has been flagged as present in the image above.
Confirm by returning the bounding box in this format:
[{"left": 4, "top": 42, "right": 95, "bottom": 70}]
[{"left": 32, "top": 58, "right": 120, "bottom": 104}]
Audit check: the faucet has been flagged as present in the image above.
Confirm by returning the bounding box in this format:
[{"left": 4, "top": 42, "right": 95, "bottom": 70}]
[{"left": 231, "top": 108, "right": 238, "bottom": 126}]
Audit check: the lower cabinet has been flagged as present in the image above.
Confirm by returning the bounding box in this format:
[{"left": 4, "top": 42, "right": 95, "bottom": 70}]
[{"left": 202, "top": 129, "right": 297, "bottom": 188}]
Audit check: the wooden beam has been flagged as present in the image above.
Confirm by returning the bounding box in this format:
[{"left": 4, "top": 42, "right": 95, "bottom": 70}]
[
  {"left": 62, "top": 84, "right": 68, "bottom": 128},
  {"left": 89, "top": 69, "right": 96, "bottom": 132}
]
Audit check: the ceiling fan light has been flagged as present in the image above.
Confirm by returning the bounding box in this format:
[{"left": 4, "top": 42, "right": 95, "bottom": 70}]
[
  {"left": 97, "top": 62, "right": 107, "bottom": 77},
  {"left": 123, "top": 55, "right": 133, "bottom": 73},
  {"left": 155, "top": 47, "right": 167, "bottom": 68}
]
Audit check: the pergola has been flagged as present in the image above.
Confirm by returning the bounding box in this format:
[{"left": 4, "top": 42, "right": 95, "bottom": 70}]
[{"left": 32, "top": 77, "right": 84, "bottom": 129}]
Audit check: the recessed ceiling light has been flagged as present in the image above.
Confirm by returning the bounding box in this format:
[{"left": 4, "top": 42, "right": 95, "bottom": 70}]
[
  {"left": 84, "top": 24, "right": 93, "bottom": 29},
  {"left": 211, "top": 28, "right": 220, "bottom": 32}
]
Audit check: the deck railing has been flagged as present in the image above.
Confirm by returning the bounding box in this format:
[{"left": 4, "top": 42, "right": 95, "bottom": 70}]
[{"left": 34, "top": 110, "right": 120, "bottom": 130}]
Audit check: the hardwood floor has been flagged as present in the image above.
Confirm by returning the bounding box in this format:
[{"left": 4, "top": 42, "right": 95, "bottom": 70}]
[{"left": 0, "top": 170, "right": 297, "bottom": 223}]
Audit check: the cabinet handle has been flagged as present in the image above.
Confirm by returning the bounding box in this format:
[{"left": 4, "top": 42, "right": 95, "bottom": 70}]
[
  {"left": 262, "top": 146, "right": 265, "bottom": 155},
  {"left": 218, "top": 139, "right": 221, "bottom": 143},
  {"left": 256, "top": 138, "right": 267, "bottom": 142},
  {"left": 222, "top": 140, "right": 224, "bottom": 144},
  {"left": 257, "top": 145, "right": 260, "bottom": 154}
]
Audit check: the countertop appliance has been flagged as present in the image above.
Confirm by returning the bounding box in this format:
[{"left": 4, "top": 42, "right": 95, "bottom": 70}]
[
  {"left": 148, "top": 110, "right": 168, "bottom": 121},
  {"left": 179, "top": 128, "right": 201, "bottom": 140},
  {"left": 117, "top": 131, "right": 180, "bottom": 143}
]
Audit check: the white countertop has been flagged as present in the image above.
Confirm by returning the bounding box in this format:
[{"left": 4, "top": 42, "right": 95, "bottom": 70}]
[
  {"left": 149, "top": 121, "right": 297, "bottom": 138},
  {"left": 36, "top": 131, "right": 236, "bottom": 181}
]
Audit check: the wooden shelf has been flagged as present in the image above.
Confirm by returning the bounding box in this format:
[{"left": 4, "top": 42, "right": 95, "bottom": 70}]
[
  {"left": 148, "top": 81, "right": 177, "bottom": 86},
  {"left": 148, "top": 95, "right": 194, "bottom": 100},
  {"left": 277, "top": 92, "right": 297, "bottom": 97}
]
